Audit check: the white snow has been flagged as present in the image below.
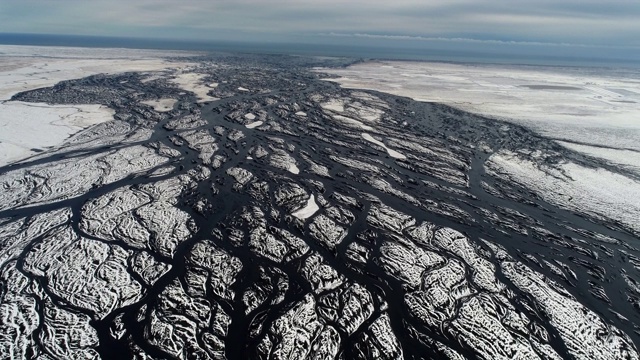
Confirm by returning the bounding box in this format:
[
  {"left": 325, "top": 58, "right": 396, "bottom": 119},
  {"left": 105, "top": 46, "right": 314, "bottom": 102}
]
[
  {"left": 0, "top": 45, "right": 196, "bottom": 167},
  {"left": 288, "top": 163, "right": 300, "bottom": 175},
  {"left": 322, "top": 61, "right": 640, "bottom": 152},
  {"left": 170, "top": 72, "right": 219, "bottom": 103},
  {"left": 238, "top": 87, "right": 249, "bottom": 92},
  {"left": 295, "top": 111, "right": 307, "bottom": 116},
  {"left": 292, "top": 195, "right": 320, "bottom": 219},
  {"left": 0, "top": 51, "right": 186, "bottom": 102},
  {"left": 245, "top": 121, "right": 264, "bottom": 129},
  {"left": 333, "top": 115, "right": 374, "bottom": 131},
  {"left": 244, "top": 113, "right": 256, "bottom": 120},
  {"left": 557, "top": 141, "right": 640, "bottom": 174},
  {"left": 323, "top": 60, "right": 640, "bottom": 232},
  {"left": 487, "top": 150, "right": 640, "bottom": 234},
  {"left": 362, "top": 133, "right": 407, "bottom": 159},
  {"left": 0, "top": 102, "right": 115, "bottom": 166},
  {"left": 321, "top": 99, "right": 345, "bottom": 112}
]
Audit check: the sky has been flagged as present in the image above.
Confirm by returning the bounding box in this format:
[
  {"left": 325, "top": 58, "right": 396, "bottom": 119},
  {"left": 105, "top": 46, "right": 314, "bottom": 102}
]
[{"left": 1, "top": 0, "right": 639, "bottom": 60}]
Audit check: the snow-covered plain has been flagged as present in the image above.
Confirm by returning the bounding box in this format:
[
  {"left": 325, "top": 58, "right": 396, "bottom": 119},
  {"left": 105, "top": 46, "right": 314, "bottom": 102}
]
[
  {"left": 1, "top": 51, "right": 639, "bottom": 359},
  {"left": 323, "top": 61, "right": 640, "bottom": 234},
  {"left": 323, "top": 61, "right": 640, "bottom": 152},
  {"left": 0, "top": 45, "right": 196, "bottom": 166}
]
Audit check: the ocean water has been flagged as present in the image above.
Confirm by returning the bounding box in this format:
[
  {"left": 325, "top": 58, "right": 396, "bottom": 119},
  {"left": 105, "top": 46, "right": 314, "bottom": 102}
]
[{"left": 0, "top": 32, "right": 637, "bottom": 69}]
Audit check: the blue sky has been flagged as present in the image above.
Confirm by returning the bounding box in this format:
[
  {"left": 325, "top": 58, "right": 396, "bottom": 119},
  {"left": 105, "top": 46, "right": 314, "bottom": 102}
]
[{"left": 1, "top": 0, "right": 639, "bottom": 57}]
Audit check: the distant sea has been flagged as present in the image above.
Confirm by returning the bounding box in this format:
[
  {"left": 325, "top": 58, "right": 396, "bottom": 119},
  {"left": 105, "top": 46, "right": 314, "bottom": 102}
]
[{"left": 1, "top": 33, "right": 638, "bottom": 69}]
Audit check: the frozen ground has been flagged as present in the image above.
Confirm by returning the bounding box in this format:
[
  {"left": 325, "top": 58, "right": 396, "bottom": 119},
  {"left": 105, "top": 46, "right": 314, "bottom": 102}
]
[{"left": 1, "top": 50, "right": 639, "bottom": 360}]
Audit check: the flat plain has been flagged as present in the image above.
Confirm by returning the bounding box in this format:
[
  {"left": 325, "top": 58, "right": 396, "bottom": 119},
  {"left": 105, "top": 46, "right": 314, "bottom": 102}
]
[{"left": 0, "top": 46, "right": 639, "bottom": 359}]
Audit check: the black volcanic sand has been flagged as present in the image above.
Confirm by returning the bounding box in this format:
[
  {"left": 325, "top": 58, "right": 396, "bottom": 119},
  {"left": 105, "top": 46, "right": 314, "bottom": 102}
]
[{"left": 3, "top": 53, "right": 640, "bottom": 359}]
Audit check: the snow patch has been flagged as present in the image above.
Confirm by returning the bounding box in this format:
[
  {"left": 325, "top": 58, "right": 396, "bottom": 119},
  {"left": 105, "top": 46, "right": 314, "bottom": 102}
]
[
  {"left": 288, "top": 163, "right": 300, "bottom": 175},
  {"left": 333, "top": 115, "right": 374, "bottom": 131},
  {"left": 171, "top": 72, "right": 219, "bottom": 103},
  {"left": 362, "top": 133, "right": 407, "bottom": 159},
  {"left": 321, "top": 99, "right": 345, "bottom": 112},
  {"left": 323, "top": 61, "right": 640, "bottom": 151},
  {"left": 141, "top": 98, "right": 177, "bottom": 112},
  {"left": 245, "top": 121, "right": 264, "bottom": 129},
  {"left": 292, "top": 195, "right": 320, "bottom": 219}
]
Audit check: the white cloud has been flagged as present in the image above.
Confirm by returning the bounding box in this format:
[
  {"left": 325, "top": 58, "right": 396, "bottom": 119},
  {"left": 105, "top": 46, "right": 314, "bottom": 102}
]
[{"left": 0, "top": 0, "right": 638, "bottom": 47}]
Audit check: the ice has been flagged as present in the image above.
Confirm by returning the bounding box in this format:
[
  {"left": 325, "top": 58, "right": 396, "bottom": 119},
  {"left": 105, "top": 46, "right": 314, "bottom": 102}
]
[
  {"left": 321, "top": 99, "right": 345, "bottom": 112},
  {"left": 1, "top": 47, "right": 638, "bottom": 360},
  {"left": 332, "top": 115, "right": 374, "bottom": 131},
  {"left": 557, "top": 140, "right": 640, "bottom": 174},
  {"left": 0, "top": 47, "right": 184, "bottom": 101},
  {"left": 288, "top": 163, "right": 300, "bottom": 174}
]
